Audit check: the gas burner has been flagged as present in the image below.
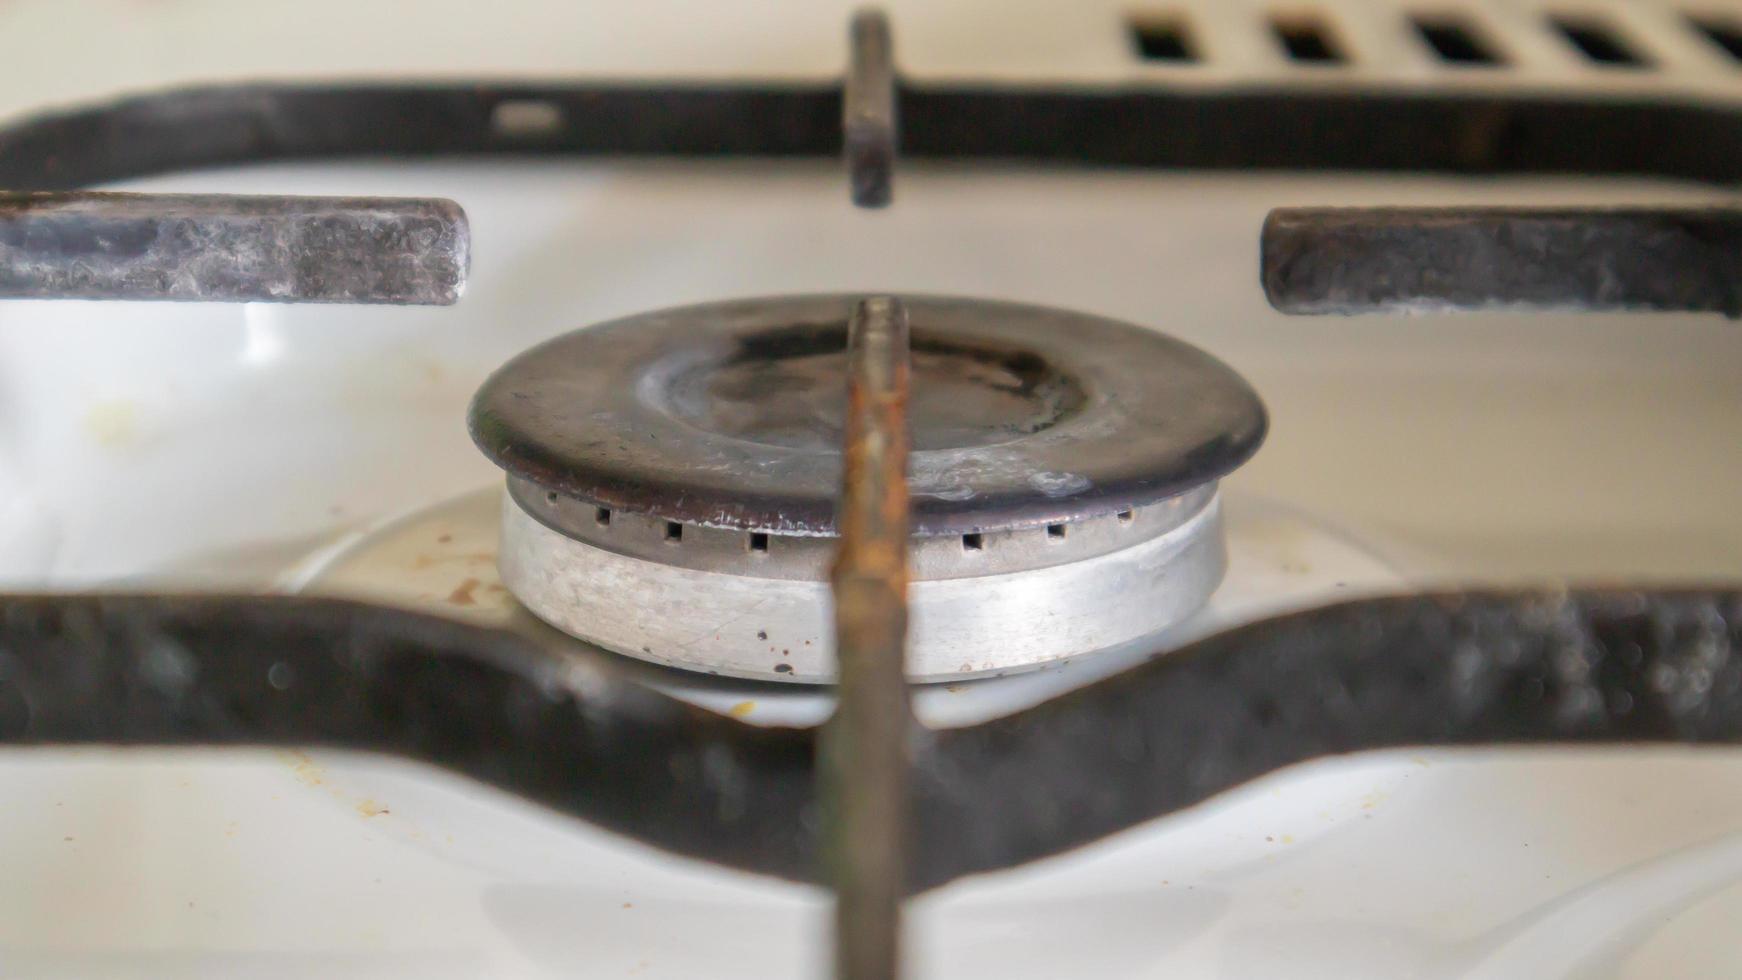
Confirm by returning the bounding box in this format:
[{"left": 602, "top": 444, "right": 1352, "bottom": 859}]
[{"left": 470, "top": 293, "right": 1266, "bottom": 681}]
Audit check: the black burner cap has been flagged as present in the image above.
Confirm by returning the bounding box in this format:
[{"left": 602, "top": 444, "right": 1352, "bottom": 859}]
[{"left": 469, "top": 293, "right": 1266, "bottom": 536}]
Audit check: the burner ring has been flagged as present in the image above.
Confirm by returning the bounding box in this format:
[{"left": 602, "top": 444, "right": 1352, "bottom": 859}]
[
  {"left": 470, "top": 293, "right": 1266, "bottom": 536},
  {"left": 497, "top": 487, "right": 1227, "bottom": 682},
  {"left": 508, "top": 475, "right": 1217, "bottom": 581}
]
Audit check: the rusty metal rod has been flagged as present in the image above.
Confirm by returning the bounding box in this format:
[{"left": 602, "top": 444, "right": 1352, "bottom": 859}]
[
  {"left": 1262, "top": 206, "right": 1742, "bottom": 317},
  {"left": 0, "top": 192, "right": 469, "bottom": 304},
  {"left": 823, "top": 296, "right": 914, "bottom": 980},
  {"left": 844, "top": 9, "right": 897, "bottom": 208}
]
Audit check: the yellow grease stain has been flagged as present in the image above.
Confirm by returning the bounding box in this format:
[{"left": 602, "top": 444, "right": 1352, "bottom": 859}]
[
  {"left": 286, "top": 750, "right": 325, "bottom": 787},
  {"left": 84, "top": 401, "right": 139, "bottom": 447},
  {"left": 283, "top": 751, "right": 395, "bottom": 823}
]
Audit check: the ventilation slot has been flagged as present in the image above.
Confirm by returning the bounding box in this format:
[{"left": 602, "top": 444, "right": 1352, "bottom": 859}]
[
  {"left": 1129, "top": 15, "right": 1197, "bottom": 62},
  {"left": 1689, "top": 15, "right": 1742, "bottom": 62},
  {"left": 664, "top": 522, "right": 684, "bottom": 543},
  {"left": 1117, "top": 509, "right": 1135, "bottom": 523},
  {"left": 1046, "top": 523, "right": 1067, "bottom": 540},
  {"left": 1549, "top": 15, "right": 1649, "bottom": 65},
  {"left": 595, "top": 506, "right": 611, "bottom": 527},
  {"left": 749, "top": 532, "right": 770, "bottom": 553},
  {"left": 962, "top": 533, "right": 985, "bottom": 552},
  {"left": 1411, "top": 14, "right": 1504, "bottom": 64},
  {"left": 1271, "top": 14, "right": 1345, "bottom": 63}
]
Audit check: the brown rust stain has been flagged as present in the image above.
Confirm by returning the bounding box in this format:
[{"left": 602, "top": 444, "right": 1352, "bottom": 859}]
[
  {"left": 357, "top": 799, "right": 391, "bottom": 818},
  {"left": 447, "top": 578, "right": 481, "bottom": 606}
]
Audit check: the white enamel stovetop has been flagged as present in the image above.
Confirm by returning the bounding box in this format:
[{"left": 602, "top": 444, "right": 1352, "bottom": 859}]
[{"left": 3, "top": 1, "right": 1742, "bottom": 977}]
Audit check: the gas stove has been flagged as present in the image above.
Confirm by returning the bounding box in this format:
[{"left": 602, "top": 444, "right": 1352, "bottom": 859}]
[{"left": 4, "top": 1, "right": 1742, "bottom": 977}]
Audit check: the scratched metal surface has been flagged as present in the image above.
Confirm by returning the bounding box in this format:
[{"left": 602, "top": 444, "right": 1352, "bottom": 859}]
[{"left": 0, "top": 192, "right": 468, "bottom": 304}]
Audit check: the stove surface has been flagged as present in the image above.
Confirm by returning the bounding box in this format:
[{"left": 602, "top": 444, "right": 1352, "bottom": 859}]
[
  {"left": 3, "top": 1, "right": 1742, "bottom": 977},
  {"left": 1, "top": 158, "right": 1735, "bottom": 980}
]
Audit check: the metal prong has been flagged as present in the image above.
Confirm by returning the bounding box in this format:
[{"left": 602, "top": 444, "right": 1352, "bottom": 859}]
[
  {"left": 1262, "top": 207, "right": 1742, "bottom": 318},
  {"left": 823, "top": 296, "right": 913, "bottom": 980},
  {"left": 0, "top": 192, "right": 469, "bottom": 304},
  {"left": 845, "top": 9, "right": 898, "bottom": 208}
]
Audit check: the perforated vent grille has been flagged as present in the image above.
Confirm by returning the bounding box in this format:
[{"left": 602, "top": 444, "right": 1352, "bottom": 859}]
[{"left": 1118, "top": 4, "right": 1735, "bottom": 81}]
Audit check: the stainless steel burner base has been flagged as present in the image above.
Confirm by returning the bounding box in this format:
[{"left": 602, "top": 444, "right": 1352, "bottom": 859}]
[{"left": 498, "top": 488, "right": 1227, "bottom": 683}]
